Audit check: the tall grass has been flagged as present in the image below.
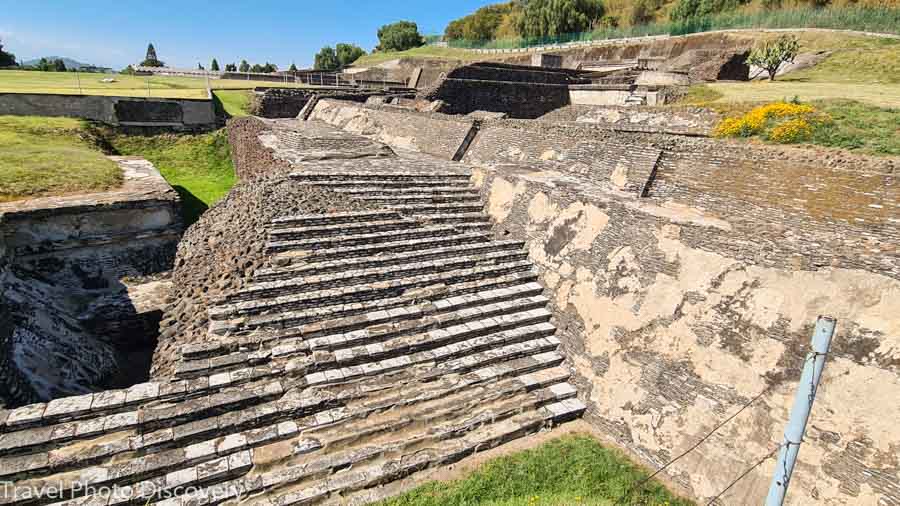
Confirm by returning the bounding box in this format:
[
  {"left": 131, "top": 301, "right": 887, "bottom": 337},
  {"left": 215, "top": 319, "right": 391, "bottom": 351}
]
[{"left": 444, "top": 6, "right": 900, "bottom": 49}]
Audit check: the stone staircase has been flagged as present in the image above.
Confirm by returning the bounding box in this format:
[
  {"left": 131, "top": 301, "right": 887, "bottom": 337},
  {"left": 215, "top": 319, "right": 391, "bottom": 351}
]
[{"left": 0, "top": 166, "right": 583, "bottom": 505}]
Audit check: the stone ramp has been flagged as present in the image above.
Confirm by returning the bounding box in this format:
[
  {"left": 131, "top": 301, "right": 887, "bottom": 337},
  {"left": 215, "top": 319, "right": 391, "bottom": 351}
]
[{"left": 0, "top": 158, "right": 583, "bottom": 504}]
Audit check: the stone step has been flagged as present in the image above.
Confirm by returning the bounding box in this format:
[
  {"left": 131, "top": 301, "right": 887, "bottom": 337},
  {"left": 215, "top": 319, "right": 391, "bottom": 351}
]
[
  {"left": 267, "top": 294, "right": 550, "bottom": 363},
  {"left": 387, "top": 202, "right": 484, "bottom": 215},
  {"left": 307, "top": 326, "right": 558, "bottom": 387},
  {"left": 208, "top": 261, "right": 534, "bottom": 321},
  {"left": 332, "top": 187, "right": 479, "bottom": 196},
  {"left": 230, "top": 252, "right": 526, "bottom": 303},
  {"left": 270, "top": 231, "right": 490, "bottom": 266},
  {"left": 309, "top": 309, "right": 554, "bottom": 374},
  {"left": 40, "top": 386, "right": 581, "bottom": 506},
  {"left": 290, "top": 171, "right": 471, "bottom": 182},
  {"left": 296, "top": 179, "right": 472, "bottom": 189},
  {"left": 267, "top": 219, "right": 417, "bottom": 241},
  {"left": 255, "top": 240, "right": 526, "bottom": 282},
  {"left": 412, "top": 212, "right": 491, "bottom": 224},
  {"left": 209, "top": 271, "right": 540, "bottom": 337},
  {"left": 351, "top": 194, "right": 482, "bottom": 205},
  {"left": 186, "top": 280, "right": 544, "bottom": 361},
  {"left": 266, "top": 224, "right": 470, "bottom": 254},
  {"left": 269, "top": 210, "right": 402, "bottom": 229},
  {"left": 12, "top": 352, "right": 571, "bottom": 494},
  {"left": 116, "top": 396, "right": 584, "bottom": 506}
]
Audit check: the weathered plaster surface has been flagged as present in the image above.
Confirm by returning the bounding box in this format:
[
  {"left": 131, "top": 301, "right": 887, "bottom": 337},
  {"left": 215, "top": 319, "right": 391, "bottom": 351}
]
[{"left": 475, "top": 167, "right": 900, "bottom": 505}]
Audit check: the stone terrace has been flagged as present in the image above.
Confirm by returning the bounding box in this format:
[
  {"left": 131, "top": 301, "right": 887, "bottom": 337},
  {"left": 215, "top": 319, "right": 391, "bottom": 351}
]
[{"left": 0, "top": 122, "right": 584, "bottom": 505}]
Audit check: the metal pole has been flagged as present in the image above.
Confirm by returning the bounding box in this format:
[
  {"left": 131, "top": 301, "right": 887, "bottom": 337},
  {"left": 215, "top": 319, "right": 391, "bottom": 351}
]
[
  {"left": 147, "top": 76, "right": 151, "bottom": 97},
  {"left": 75, "top": 69, "right": 82, "bottom": 94},
  {"left": 765, "top": 316, "right": 836, "bottom": 506}
]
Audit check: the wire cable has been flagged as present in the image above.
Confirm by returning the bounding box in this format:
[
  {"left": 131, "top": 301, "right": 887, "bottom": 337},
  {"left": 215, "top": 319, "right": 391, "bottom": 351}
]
[
  {"left": 706, "top": 445, "right": 780, "bottom": 505},
  {"left": 616, "top": 386, "right": 772, "bottom": 504}
]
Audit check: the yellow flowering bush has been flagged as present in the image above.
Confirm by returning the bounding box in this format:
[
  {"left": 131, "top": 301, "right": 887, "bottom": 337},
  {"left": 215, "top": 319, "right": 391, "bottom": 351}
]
[
  {"left": 713, "top": 101, "right": 829, "bottom": 144},
  {"left": 767, "top": 118, "right": 814, "bottom": 143}
]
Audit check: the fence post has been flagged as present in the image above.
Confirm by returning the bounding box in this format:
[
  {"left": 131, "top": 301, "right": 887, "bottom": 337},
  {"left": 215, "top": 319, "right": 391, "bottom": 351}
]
[{"left": 765, "top": 316, "right": 836, "bottom": 506}]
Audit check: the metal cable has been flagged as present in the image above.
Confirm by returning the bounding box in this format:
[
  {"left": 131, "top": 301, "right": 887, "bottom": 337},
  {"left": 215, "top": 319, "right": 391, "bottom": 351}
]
[
  {"left": 706, "top": 445, "right": 781, "bottom": 505},
  {"left": 616, "top": 386, "right": 771, "bottom": 505}
]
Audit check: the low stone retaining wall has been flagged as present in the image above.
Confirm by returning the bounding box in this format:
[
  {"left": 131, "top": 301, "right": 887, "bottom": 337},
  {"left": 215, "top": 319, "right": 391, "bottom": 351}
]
[
  {"left": 0, "top": 157, "right": 182, "bottom": 406},
  {"left": 0, "top": 92, "right": 218, "bottom": 130}
]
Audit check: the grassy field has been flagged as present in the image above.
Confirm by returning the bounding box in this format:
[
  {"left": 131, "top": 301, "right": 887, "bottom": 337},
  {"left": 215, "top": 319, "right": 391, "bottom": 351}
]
[
  {"left": 354, "top": 45, "right": 494, "bottom": 66},
  {"left": 106, "top": 129, "right": 236, "bottom": 224},
  {"left": 377, "top": 434, "right": 692, "bottom": 506},
  {"left": 213, "top": 90, "right": 252, "bottom": 117},
  {"left": 0, "top": 116, "right": 122, "bottom": 202},
  {"left": 0, "top": 70, "right": 303, "bottom": 99}
]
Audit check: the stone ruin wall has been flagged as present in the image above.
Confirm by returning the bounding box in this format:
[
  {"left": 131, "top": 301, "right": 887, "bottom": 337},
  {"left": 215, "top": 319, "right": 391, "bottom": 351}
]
[
  {"left": 309, "top": 99, "right": 476, "bottom": 160},
  {"left": 465, "top": 123, "right": 899, "bottom": 505},
  {"left": 0, "top": 158, "right": 183, "bottom": 407},
  {"left": 309, "top": 100, "right": 900, "bottom": 504},
  {"left": 248, "top": 89, "right": 392, "bottom": 119},
  {"left": 417, "top": 63, "right": 575, "bottom": 119}
]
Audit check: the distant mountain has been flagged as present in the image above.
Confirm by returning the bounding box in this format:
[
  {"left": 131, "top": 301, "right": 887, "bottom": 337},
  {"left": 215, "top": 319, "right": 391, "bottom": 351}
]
[{"left": 21, "top": 56, "right": 100, "bottom": 69}]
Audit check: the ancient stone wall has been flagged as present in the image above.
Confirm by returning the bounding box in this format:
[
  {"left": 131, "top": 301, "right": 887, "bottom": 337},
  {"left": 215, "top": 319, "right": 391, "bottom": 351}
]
[
  {"left": 309, "top": 99, "right": 475, "bottom": 160},
  {"left": 418, "top": 63, "right": 579, "bottom": 119},
  {"left": 227, "top": 117, "right": 294, "bottom": 180},
  {"left": 0, "top": 158, "right": 182, "bottom": 406},
  {"left": 317, "top": 108, "right": 899, "bottom": 504},
  {"left": 248, "top": 88, "right": 387, "bottom": 119},
  {"left": 467, "top": 136, "right": 898, "bottom": 505},
  {"left": 0, "top": 92, "right": 218, "bottom": 130}
]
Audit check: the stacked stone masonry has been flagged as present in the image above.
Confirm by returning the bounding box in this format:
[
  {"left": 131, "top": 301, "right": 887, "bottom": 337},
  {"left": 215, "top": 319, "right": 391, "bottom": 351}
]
[
  {"left": 0, "top": 124, "right": 585, "bottom": 506},
  {"left": 306, "top": 100, "right": 899, "bottom": 505}
]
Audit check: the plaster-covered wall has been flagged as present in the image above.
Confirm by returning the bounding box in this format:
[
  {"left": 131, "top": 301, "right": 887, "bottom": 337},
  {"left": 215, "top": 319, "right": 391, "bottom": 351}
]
[{"left": 471, "top": 151, "right": 898, "bottom": 504}]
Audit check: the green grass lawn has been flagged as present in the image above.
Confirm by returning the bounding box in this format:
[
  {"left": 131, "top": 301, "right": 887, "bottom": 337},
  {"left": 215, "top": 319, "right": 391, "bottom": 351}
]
[
  {"left": 0, "top": 70, "right": 304, "bottom": 99},
  {"left": 213, "top": 90, "right": 252, "bottom": 117},
  {"left": 106, "top": 129, "right": 236, "bottom": 224},
  {"left": 0, "top": 116, "right": 122, "bottom": 202},
  {"left": 377, "top": 434, "right": 692, "bottom": 506}
]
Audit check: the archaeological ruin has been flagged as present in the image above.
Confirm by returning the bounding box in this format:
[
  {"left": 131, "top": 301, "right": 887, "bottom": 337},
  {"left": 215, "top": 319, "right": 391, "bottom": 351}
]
[{"left": 1, "top": 32, "right": 898, "bottom": 506}]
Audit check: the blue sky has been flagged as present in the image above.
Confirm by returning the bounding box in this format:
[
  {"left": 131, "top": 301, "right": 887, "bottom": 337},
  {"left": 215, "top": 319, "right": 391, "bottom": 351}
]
[{"left": 1, "top": 0, "right": 496, "bottom": 69}]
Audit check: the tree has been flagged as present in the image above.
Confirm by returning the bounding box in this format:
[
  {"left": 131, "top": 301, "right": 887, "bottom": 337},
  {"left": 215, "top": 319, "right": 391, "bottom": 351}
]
[
  {"left": 262, "top": 62, "right": 277, "bottom": 73},
  {"left": 314, "top": 46, "right": 339, "bottom": 70},
  {"left": 211, "top": 59, "right": 220, "bottom": 71},
  {"left": 141, "top": 43, "right": 164, "bottom": 67},
  {"left": 198, "top": 63, "right": 205, "bottom": 70},
  {"left": 444, "top": 2, "right": 520, "bottom": 41},
  {"left": 747, "top": 35, "right": 800, "bottom": 81},
  {"left": 0, "top": 38, "right": 16, "bottom": 67},
  {"left": 239, "top": 60, "right": 250, "bottom": 72},
  {"left": 336, "top": 43, "right": 366, "bottom": 67},
  {"left": 376, "top": 21, "right": 425, "bottom": 52},
  {"left": 121, "top": 65, "right": 135, "bottom": 75},
  {"left": 670, "top": 0, "right": 746, "bottom": 22},
  {"left": 289, "top": 62, "right": 298, "bottom": 72},
  {"left": 53, "top": 58, "right": 67, "bottom": 72},
  {"left": 250, "top": 63, "right": 263, "bottom": 73},
  {"left": 516, "top": 0, "right": 604, "bottom": 38}
]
